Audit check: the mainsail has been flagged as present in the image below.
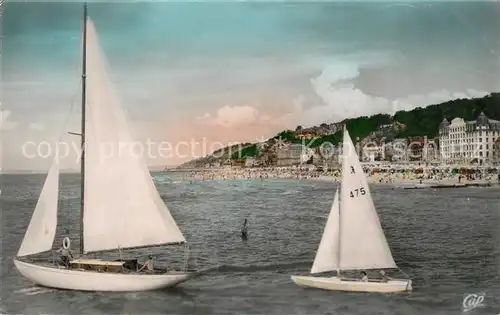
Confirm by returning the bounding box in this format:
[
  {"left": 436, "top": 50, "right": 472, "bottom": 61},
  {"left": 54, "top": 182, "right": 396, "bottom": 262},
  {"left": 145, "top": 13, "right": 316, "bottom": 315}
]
[
  {"left": 82, "top": 18, "right": 186, "bottom": 253},
  {"left": 338, "top": 127, "right": 396, "bottom": 270}
]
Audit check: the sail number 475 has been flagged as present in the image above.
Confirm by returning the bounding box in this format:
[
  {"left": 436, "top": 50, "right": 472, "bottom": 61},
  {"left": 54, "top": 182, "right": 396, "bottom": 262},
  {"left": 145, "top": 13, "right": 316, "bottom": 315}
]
[{"left": 350, "top": 187, "right": 366, "bottom": 198}]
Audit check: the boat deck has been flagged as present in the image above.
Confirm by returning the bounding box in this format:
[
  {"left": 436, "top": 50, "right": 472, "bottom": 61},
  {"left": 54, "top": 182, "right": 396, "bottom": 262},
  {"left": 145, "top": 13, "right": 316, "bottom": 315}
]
[
  {"left": 19, "top": 257, "right": 184, "bottom": 275},
  {"left": 69, "top": 259, "right": 126, "bottom": 273},
  {"left": 70, "top": 258, "right": 124, "bottom": 266}
]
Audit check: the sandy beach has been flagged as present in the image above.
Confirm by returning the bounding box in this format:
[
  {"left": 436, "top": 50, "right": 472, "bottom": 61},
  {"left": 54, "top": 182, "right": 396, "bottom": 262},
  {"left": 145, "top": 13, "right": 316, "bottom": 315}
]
[{"left": 173, "top": 165, "right": 499, "bottom": 187}]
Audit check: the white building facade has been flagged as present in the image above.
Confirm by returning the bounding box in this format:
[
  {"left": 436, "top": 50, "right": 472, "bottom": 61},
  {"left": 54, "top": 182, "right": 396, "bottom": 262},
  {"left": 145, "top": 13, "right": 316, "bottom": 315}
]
[
  {"left": 276, "top": 144, "right": 314, "bottom": 166},
  {"left": 439, "top": 112, "right": 500, "bottom": 164}
]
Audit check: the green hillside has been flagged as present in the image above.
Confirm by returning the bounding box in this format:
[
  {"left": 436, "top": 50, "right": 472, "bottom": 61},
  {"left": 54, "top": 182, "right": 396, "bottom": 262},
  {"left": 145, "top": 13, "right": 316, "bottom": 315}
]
[
  {"left": 225, "top": 92, "right": 500, "bottom": 159},
  {"left": 277, "top": 92, "right": 500, "bottom": 147},
  {"left": 393, "top": 93, "right": 500, "bottom": 138}
]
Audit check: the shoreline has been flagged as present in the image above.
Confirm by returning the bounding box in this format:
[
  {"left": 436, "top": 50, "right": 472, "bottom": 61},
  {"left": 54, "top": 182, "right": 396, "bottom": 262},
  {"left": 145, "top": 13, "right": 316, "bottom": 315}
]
[{"left": 168, "top": 166, "right": 499, "bottom": 188}]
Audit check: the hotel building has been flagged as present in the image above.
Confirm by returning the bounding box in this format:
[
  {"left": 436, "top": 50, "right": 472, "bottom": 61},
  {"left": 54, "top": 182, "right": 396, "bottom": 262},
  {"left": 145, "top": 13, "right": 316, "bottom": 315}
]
[{"left": 439, "top": 112, "right": 500, "bottom": 164}]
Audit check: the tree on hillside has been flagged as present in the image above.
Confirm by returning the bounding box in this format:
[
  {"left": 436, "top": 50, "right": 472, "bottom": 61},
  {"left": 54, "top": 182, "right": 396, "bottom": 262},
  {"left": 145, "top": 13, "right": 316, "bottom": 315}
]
[
  {"left": 274, "top": 130, "right": 297, "bottom": 142},
  {"left": 231, "top": 144, "right": 258, "bottom": 159}
]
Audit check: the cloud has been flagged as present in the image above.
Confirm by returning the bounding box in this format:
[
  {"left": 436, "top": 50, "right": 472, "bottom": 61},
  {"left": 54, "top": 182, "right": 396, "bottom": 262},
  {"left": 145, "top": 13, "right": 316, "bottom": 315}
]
[
  {"left": 193, "top": 80, "right": 489, "bottom": 140},
  {"left": 195, "top": 112, "right": 211, "bottom": 120},
  {"left": 189, "top": 104, "right": 292, "bottom": 153},
  {"left": 0, "top": 109, "right": 19, "bottom": 131},
  {"left": 193, "top": 58, "right": 491, "bottom": 140},
  {"left": 29, "top": 122, "right": 45, "bottom": 131},
  {"left": 196, "top": 105, "right": 272, "bottom": 128},
  {"left": 302, "top": 61, "right": 490, "bottom": 127},
  {"left": 390, "top": 89, "right": 489, "bottom": 114}
]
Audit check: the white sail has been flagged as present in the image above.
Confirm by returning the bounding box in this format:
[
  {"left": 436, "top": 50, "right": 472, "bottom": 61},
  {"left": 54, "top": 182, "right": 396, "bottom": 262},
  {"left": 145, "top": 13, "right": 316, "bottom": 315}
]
[
  {"left": 82, "top": 18, "right": 186, "bottom": 253},
  {"left": 311, "top": 188, "right": 340, "bottom": 274},
  {"left": 17, "top": 161, "right": 59, "bottom": 257},
  {"left": 338, "top": 127, "right": 396, "bottom": 270}
]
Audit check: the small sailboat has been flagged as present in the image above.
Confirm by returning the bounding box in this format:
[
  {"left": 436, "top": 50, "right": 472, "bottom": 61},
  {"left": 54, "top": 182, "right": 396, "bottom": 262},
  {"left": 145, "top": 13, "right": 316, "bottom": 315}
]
[
  {"left": 13, "top": 3, "right": 197, "bottom": 292},
  {"left": 291, "top": 126, "right": 412, "bottom": 293}
]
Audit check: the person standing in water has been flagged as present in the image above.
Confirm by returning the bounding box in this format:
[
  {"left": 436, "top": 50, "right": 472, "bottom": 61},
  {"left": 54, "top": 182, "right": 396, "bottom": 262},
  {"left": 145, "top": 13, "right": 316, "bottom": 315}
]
[{"left": 241, "top": 219, "right": 248, "bottom": 240}]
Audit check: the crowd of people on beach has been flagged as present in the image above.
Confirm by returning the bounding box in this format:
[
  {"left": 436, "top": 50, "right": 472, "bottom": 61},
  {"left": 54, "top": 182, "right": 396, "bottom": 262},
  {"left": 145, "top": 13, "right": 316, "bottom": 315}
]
[{"left": 177, "top": 165, "right": 500, "bottom": 186}]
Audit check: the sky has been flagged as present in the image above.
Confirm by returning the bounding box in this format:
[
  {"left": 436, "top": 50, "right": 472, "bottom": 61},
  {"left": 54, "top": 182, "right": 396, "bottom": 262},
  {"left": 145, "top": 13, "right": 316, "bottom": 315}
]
[{"left": 1, "top": 1, "right": 499, "bottom": 171}]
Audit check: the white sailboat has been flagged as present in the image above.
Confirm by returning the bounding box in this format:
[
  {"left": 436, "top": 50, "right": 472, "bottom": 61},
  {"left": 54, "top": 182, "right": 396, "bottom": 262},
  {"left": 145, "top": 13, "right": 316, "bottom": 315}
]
[
  {"left": 291, "top": 126, "right": 412, "bottom": 293},
  {"left": 13, "top": 3, "right": 197, "bottom": 292}
]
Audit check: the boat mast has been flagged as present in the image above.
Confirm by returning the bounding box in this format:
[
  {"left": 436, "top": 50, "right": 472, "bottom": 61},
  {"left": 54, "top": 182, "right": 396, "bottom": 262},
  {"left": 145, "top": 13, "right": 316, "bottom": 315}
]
[
  {"left": 335, "top": 190, "right": 341, "bottom": 277},
  {"left": 79, "top": 1, "right": 88, "bottom": 255},
  {"left": 336, "top": 125, "right": 345, "bottom": 277}
]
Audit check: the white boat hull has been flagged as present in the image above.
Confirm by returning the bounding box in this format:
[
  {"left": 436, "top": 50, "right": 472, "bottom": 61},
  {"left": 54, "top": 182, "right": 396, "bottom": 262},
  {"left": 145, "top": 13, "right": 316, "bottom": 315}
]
[
  {"left": 291, "top": 275, "right": 412, "bottom": 293},
  {"left": 14, "top": 259, "right": 195, "bottom": 292}
]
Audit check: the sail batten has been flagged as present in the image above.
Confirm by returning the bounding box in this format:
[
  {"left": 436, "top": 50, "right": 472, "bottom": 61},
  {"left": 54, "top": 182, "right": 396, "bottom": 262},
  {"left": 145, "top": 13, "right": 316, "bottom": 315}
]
[
  {"left": 311, "top": 188, "right": 340, "bottom": 274},
  {"left": 17, "top": 161, "right": 59, "bottom": 257},
  {"left": 338, "top": 127, "right": 397, "bottom": 270},
  {"left": 82, "top": 19, "right": 186, "bottom": 253}
]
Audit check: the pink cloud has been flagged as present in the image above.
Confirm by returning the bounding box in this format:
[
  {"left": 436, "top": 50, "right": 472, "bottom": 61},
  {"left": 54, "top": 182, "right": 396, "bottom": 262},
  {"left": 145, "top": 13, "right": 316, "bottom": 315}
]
[{"left": 196, "top": 105, "right": 273, "bottom": 128}]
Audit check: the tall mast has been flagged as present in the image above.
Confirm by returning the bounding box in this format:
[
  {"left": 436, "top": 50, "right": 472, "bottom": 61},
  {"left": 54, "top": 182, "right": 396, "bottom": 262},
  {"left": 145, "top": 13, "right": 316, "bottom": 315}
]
[
  {"left": 80, "top": 1, "right": 88, "bottom": 255},
  {"left": 336, "top": 125, "right": 346, "bottom": 276}
]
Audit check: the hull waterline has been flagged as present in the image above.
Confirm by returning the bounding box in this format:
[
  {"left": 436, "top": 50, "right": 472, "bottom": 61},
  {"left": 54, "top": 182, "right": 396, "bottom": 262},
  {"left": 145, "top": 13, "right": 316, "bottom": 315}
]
[
  {"left": 14, "top": 259, "right": 195, "bottom": 292},
  {"left": 291, "top": 275, "right": 412, "bottom": 293}
]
